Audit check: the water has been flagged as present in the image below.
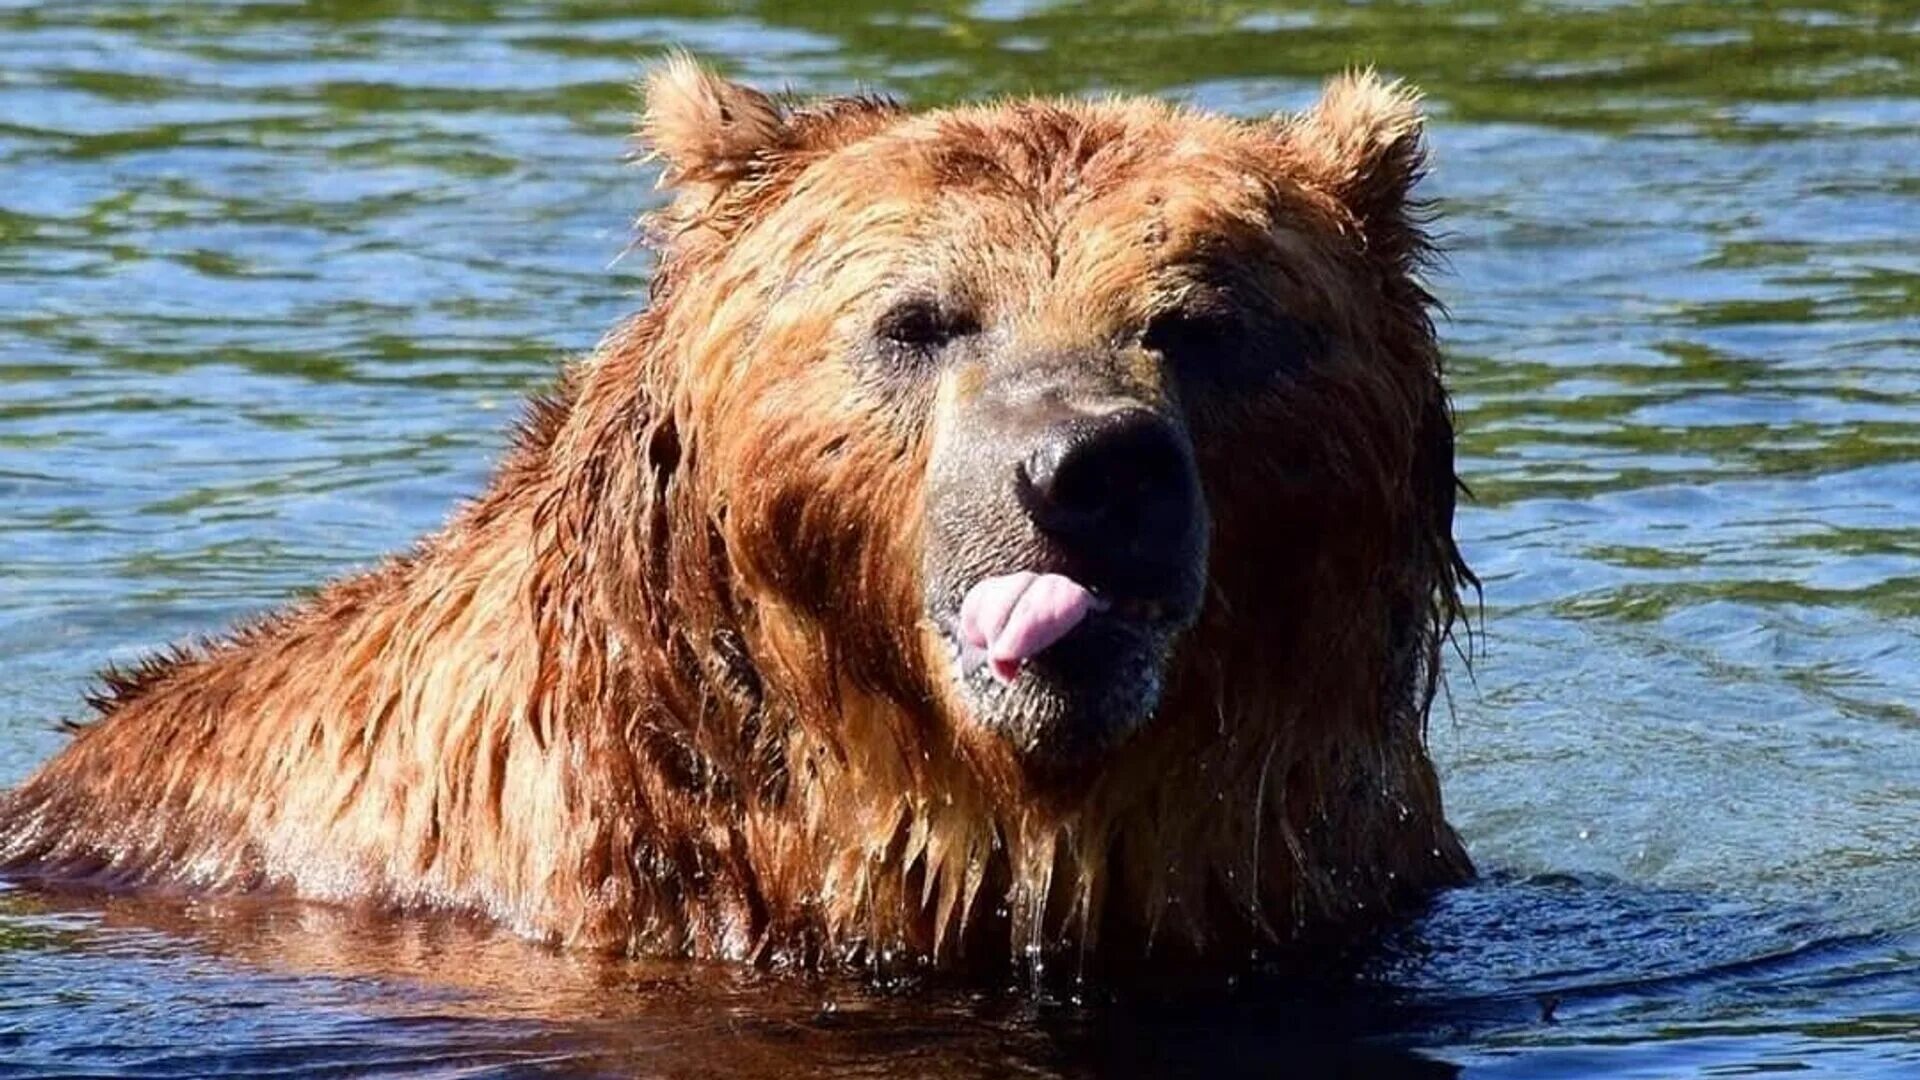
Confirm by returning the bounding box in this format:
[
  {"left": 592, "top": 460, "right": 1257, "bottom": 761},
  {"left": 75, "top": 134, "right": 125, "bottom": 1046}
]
[{"left": 2, "top": 0, "right": 1916, "bottom": 1075}]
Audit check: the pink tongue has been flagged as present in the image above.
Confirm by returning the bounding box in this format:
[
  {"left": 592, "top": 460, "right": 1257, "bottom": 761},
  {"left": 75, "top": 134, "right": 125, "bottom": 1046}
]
[{"left": 958, "top": 572, "right": 1100, "bottom": 684}]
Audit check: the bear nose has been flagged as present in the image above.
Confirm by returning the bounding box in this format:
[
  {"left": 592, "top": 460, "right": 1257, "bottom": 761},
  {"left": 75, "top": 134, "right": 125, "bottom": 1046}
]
[{"left": 1015, "top": 408, "right": 1201, "bottom": 564}]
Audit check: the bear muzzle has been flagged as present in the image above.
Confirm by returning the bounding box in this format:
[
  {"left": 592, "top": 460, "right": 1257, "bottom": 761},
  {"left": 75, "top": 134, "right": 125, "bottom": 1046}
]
[{"left": 924, "top": 355, "right": 1210, "bottom": 774}]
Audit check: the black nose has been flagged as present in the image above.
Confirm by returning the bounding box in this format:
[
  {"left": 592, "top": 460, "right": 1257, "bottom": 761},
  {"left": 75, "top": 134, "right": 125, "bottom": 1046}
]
[{"left": 1016, "top": 408, "right": 1201, "bottom": 564}]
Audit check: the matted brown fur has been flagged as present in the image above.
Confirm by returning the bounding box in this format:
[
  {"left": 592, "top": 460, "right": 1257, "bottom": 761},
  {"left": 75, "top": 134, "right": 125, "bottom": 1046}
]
[{"left": 0, "top": 57, "right": 1474, "bottom": 973}]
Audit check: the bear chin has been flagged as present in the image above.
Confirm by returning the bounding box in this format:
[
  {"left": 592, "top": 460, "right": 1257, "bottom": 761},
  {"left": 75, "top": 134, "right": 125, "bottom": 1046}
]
[{"left": 940, "top": 609, "right": 1181, "bottom": 775}]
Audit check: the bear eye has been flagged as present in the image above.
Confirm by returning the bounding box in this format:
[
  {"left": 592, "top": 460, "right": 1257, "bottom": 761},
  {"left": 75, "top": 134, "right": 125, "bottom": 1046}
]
[
  {"left": 876, "top": 299, "right": 975, "bottom": 353},
  {"left": 1141, "top": 308, "right": 1241, "bottom": 367},
  {"left": 1142, "top": 303, "right": 1318, "bottom": 390}
]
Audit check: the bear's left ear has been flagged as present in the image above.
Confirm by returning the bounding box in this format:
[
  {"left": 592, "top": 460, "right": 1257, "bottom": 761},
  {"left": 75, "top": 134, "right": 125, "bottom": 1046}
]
[
  {"left": 1279, "top": 71, "right": 1431, "bottom": 268},
  {"left": 638, "top": 53, "right": 791, "bottom": 190}
]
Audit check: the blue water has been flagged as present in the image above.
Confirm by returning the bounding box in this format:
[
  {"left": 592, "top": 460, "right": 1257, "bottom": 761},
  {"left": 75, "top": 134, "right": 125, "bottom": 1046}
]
[{"left": 3, "top": 1, "right": 1918, "bottom": 1076}]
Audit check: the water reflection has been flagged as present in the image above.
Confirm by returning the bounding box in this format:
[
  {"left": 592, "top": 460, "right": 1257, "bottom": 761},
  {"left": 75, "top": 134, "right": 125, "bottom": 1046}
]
[{"left": 6, "top": 875, "right": 1916, "bottom": 1077}]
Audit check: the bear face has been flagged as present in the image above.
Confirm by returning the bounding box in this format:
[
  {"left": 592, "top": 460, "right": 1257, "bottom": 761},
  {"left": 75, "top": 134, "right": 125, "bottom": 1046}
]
[{"left": 639, "top": 58, "right": 1463, "bottom": 800}]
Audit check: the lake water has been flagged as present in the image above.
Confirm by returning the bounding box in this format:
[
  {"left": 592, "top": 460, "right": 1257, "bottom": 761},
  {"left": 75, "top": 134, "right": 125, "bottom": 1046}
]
[{"left": 2, "top": 1, "right": 1917, "bottom": 1076}]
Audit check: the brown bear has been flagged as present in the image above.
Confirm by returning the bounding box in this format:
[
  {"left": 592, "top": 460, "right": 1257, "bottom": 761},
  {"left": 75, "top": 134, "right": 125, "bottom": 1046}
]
[{"left": 0, "top": 57, "right": 1474, "bottom": 974}]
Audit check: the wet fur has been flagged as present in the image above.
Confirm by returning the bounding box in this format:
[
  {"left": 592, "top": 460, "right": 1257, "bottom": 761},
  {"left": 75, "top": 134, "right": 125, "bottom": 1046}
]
[{"left": 0, "top": 57, "right": 1473, "bottom": 972}]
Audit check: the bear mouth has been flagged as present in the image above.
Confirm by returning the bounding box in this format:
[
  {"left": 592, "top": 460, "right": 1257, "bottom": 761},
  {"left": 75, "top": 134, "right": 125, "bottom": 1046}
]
[{"left": 932, "top": 569, "right": 1195, "bottom": 772}]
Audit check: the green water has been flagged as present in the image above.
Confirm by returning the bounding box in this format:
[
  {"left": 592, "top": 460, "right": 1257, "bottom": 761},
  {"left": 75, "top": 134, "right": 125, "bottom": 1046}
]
[{"left": 2, "top": 1, "right": 1917, "bottom": 1076}]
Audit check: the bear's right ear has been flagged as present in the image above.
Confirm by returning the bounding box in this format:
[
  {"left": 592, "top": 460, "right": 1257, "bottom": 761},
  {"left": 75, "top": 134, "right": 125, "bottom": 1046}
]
[{"left": 638, "top": 54, "right": 791, "bottom": 190}]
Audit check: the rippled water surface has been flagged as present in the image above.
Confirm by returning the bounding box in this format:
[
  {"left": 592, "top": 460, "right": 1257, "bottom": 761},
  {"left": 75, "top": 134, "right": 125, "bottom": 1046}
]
[{"left": 3, "top": 1, "right": 1917, "bottom": 1076}]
